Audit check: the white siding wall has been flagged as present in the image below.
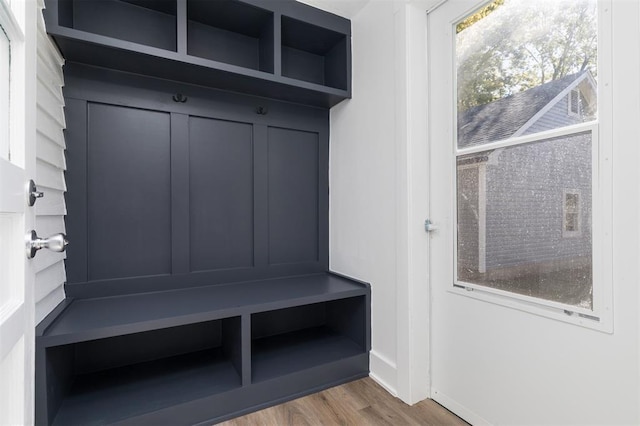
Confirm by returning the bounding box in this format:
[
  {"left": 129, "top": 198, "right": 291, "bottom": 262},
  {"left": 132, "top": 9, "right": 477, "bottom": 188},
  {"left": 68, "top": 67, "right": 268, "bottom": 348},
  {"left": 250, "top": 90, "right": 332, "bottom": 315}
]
[{"left": 34, "top": 0, "right": 66, "bottom": 324}]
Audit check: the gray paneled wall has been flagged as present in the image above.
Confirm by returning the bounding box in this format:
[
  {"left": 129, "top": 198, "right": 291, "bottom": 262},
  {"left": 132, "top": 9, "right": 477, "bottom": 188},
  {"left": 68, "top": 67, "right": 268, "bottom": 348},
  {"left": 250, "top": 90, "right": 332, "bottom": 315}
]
[
  {"left": 189, "top": 117, "right": 254, "bottom": 272},
  {"left": 62, "top": 64, "right": 329, "bottom": 298},
  {"left": 267, "top": 127, "right": 319, "bottom": 265},
  {"left": 87, "top": 104, "right": 172, "bottom": 280}
]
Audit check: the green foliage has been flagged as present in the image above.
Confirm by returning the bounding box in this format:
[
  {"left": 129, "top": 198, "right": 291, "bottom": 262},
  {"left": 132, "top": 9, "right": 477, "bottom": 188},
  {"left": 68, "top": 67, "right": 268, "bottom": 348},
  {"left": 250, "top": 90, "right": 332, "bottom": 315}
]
[
  {"left": 456, "top": 0, "right": 597, "bottom": 112},
  {"left": 456, "top": 0, "right": 505, "bottom": 34}
]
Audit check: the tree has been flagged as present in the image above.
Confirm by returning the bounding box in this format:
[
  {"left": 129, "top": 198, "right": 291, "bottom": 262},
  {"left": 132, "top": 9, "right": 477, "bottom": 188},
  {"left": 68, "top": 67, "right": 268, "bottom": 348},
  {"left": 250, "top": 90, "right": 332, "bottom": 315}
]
[
  {"left": 456, "top": 0, "right": 505, "bottom": 34},
  {"left": 456, "top": 0, "right": 597, "bottom": 111}
]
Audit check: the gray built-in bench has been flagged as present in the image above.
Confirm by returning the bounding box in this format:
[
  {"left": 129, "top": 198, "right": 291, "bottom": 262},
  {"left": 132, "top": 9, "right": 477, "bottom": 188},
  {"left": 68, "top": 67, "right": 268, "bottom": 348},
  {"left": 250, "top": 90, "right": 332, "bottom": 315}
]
[
  {"left": 36, "top": 273, "right": 370, "bottom": 425},
  {"left": 37, "top": 1, "right": 370, "bottom": 424}
]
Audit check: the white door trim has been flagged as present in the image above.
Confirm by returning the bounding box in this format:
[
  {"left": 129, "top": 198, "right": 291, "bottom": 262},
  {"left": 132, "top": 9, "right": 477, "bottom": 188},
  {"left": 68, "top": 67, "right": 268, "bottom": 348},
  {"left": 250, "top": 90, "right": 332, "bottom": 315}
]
[
  {"left": 394, "top": 1, "right": 432, "bottom": 405},
  {"left": 0, "top": 0, "right": 38, "bottom": 424}
]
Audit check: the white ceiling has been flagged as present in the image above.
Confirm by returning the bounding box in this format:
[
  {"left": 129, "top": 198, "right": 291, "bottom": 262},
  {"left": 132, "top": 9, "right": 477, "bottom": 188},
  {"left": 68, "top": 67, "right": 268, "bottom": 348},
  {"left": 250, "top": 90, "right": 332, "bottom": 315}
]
[{"left": 296, "top": 0, "right": 371, "bottom": 19}]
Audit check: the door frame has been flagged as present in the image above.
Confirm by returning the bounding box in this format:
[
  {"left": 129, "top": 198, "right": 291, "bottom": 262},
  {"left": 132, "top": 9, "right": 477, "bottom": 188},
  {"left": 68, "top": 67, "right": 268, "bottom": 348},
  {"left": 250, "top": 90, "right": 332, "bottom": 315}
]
[
  {"left": 394, "top": 0, "right": 442, "bottom": 404},
  {"left": 0, "top": 0, "right": 38, "bottom": 424}
]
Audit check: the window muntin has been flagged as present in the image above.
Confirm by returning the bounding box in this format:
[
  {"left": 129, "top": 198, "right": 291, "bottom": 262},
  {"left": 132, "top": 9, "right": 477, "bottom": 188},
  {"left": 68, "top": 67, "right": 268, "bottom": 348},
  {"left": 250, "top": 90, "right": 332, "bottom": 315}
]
[{"left": 454, "top": 0, "right": 598, "bottom": 314}]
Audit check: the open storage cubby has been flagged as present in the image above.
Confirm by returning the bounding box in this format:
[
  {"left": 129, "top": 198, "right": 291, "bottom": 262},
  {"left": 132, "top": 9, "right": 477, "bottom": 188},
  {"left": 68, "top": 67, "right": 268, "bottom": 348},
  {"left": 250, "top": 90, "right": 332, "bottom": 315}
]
[
  {"left": 281, "top": 16, "right": 348, "bottom": 90},
  {"left": 251, "top": 296, "right": 366, "bottom": 383},
  {"left": 44, "top": 318, "right": 242, "bottom": 426},
  {"left": 45, "top": 0, "right": 351, "bottom": 107},
  {"left": 57, "top": 0, "right": 178, "bottom": 51},
  {"left": 187, "top": 0, "right": 274, "bottom": 72}
]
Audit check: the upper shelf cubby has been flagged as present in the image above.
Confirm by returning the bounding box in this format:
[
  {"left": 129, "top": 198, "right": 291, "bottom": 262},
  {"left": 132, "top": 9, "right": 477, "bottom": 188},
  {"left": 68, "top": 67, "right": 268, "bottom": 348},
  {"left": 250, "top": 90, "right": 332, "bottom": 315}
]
[
  {"left": 44, "top": 0, "right": 351, "bottom": 107},
  {"left": 281, "top": 16, "right": 347, "bottom": 90},
  {"left": 187, "top": 0, "right": 274, "bottom": 73},
  {"left": 58, "top": 0, "right": 178, "bottom": 51}
]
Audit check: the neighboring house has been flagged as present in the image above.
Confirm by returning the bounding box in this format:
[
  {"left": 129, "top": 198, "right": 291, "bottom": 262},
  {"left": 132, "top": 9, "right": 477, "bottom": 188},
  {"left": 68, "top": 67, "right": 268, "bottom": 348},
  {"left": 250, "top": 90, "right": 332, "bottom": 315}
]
[{"left": 456, "top": 70, "right": 596, "bottom": 307}]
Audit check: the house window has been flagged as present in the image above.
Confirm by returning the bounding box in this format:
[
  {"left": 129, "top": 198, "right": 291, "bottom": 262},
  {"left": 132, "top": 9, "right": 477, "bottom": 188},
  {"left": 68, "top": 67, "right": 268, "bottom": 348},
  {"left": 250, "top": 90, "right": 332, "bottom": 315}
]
[
  {"left": 454, "top": 0, "right": 607, "bottom": 319},
  {"left": 563, "top": 191, "right": 581, "bottom": 236},
  {"left": 568, "top": 89, "right": 582, "bottom": 117}
]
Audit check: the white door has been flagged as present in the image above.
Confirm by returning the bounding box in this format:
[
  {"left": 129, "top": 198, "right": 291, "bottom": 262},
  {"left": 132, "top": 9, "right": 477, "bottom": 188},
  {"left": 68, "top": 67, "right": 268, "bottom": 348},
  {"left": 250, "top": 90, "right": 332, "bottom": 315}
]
[
  {"left": 426, "top": 0, "right": 635, "bottom": 424},
  {"left": 0, "top": 0, "right": 37, "bottom": 424}
]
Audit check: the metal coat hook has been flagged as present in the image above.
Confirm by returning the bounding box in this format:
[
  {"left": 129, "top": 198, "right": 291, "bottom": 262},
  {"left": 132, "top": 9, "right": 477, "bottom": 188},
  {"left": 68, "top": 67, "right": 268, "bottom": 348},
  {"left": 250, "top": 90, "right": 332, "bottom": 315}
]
[
  {"left": 256, "top": 106, "right": 268, "bottom": 115},
  {"left": 173, "top": 93, "right": 188, "bottom": 103}
]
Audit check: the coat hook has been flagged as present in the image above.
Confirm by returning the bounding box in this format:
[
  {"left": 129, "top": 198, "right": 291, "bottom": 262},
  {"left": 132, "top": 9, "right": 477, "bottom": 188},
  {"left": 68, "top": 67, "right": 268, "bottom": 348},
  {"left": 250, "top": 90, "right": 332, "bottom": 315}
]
[
  {"left": 173, "top": 93, "right": 187, "bottom": 103},
  {"left": 256, "top": 106, "right": 268, "bottom": 115}
]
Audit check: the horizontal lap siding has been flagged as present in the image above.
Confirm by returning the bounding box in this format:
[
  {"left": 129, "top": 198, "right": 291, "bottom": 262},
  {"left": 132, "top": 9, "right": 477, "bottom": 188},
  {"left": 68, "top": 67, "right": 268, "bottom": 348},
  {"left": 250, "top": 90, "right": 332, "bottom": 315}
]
[
  {"left": 35, "top": 0, "right": 67, "bottom": 324},
  {"left": 485, "top": 133, "right": 592, "bottom": 269},
  {"left": 522, "top": 96, "right": 584, "bottom": 135}
]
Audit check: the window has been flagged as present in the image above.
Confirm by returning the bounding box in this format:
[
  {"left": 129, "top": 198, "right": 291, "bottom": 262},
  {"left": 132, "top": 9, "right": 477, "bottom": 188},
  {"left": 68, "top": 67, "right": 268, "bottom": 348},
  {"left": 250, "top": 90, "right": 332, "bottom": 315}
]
[
  {"left": 454, "top": 0, "right": 610, "bottom": 322},
  {"left": 563, "top": 190, "right": 581, "bottom": 236},
  {"left": 568, "top": 89, "right": 582, "bottom": 117}
]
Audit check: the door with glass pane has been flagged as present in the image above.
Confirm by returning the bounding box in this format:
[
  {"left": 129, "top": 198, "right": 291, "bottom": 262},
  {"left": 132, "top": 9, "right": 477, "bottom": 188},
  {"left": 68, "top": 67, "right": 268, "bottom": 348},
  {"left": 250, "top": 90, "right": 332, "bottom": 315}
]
[
  {"left": 428, "top": 0, "right": 611, "bottom": 423},
  {"left": 0, "top": 1, "right": 36, "bottom": 424}
]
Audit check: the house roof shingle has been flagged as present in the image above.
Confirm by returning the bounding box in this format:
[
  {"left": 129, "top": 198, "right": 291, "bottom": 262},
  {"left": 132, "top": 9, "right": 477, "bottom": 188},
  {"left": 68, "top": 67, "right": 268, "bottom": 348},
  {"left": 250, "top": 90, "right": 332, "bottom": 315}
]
[{"left": 457, "top": 72, "right": 586, "bottom": 148}]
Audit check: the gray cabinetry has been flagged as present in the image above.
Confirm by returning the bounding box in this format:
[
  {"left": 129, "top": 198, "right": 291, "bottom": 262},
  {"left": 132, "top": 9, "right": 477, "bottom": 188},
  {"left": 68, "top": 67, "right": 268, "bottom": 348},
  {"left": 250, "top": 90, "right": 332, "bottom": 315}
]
[
  {"left": 44, "top": 0, "right": 352, "bottom": 107},
  {"left": 36, "top": 2, "right": 368, "bottom": 424}
]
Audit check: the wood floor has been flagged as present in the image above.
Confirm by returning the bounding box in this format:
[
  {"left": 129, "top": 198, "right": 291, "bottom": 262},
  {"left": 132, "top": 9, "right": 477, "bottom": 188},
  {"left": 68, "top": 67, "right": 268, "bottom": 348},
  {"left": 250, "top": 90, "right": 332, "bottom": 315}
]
[{"left": 218, "top": 378, "right": 468, "bottom": 426}]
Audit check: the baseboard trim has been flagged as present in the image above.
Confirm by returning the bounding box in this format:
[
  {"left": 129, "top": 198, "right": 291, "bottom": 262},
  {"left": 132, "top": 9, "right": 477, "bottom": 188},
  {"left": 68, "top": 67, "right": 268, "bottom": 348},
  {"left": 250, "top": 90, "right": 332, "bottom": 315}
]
[
  {"left": 432, "top": 388, "right": 492, "bottom": 426},
  {"left": 369, "top": 350, "right": 398, "bottom": 396}
]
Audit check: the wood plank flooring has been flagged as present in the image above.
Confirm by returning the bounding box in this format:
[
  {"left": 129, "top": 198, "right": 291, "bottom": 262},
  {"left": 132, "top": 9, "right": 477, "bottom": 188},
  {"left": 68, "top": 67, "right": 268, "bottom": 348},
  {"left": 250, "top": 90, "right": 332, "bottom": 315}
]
[{"left": 218, "top": 378, "right": 468, "bottom": 425}]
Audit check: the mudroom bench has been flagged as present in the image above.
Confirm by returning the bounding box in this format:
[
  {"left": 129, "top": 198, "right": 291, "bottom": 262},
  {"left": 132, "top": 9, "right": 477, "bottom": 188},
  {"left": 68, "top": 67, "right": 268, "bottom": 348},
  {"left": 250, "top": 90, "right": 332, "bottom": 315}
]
[
  {"left": 37, "top": 0, "right": 368, "bottom": 424},
  {"left": 36, "top": 273, "right": 370, "bottom": 425}
]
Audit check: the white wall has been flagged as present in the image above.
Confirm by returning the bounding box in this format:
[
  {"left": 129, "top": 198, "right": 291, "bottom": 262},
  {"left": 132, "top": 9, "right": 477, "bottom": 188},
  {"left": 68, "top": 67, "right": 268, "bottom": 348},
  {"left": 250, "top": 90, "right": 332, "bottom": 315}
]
[
  {"left": 329, "top": 0, "right": 437, "bottom": 401},
  {"left": 329, "top": 0, "right": 400, "bottom": 393},
  {"left": 329, "top": 0, "right": 640, "bottom": 423},
  {"left": 34, "top": 0, "right": 66, "bottom": 324}
]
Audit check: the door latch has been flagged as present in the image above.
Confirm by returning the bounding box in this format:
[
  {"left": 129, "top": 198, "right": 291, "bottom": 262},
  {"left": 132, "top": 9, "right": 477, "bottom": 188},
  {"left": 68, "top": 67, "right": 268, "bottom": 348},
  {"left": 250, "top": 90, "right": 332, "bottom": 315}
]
[
  {"left": 424, "top": 219, "right": 438, "bottom": 233},
  {"left": 27, "top": 179, "right": 44, "bottom": 206}
]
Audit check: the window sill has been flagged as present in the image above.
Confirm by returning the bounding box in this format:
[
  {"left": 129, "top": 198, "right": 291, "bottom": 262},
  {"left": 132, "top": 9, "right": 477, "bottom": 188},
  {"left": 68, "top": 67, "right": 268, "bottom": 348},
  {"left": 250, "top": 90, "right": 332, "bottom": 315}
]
[{"left": 449, "top": 281, "right": 613, "bottom": 333}]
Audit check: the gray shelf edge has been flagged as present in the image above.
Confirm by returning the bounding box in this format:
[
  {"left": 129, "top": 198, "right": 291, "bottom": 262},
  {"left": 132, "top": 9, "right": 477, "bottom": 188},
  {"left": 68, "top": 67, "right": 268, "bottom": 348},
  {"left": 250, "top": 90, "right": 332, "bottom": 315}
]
[
  {"left": 35, "top": 298, "right": 73, "bottom": 338},
  {"left": 38, "top": 275, "right": 370, "bottom": 348}
]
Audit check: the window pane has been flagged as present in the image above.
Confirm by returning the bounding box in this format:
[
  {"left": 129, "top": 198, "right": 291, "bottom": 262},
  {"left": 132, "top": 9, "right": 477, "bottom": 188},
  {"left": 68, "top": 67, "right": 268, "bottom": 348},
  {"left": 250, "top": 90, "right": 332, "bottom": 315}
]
[
  {"left": 0, "top": 26, "right": 9, "bottom": 161},
  {"left": 456, "top": 0, "right": 597, "bottom": 149},
  {"left": 456, "top": 132, "right": 592, "bottom": 309}
]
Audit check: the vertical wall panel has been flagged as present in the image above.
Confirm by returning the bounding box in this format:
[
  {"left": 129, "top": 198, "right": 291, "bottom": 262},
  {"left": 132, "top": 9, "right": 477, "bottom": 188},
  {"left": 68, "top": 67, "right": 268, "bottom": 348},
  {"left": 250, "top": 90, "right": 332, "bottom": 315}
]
[
  {"left": 60, "top": 65, "right": 329, "bottom": 297},
  {"left": 267, "top": 127, "right": 319, "bottom": 264},
  {"left": 189, "top": 117, "right": 254, "bottom": 271},
  {"left": 87, "top": 104, "right": 171, "bottom": 280}
]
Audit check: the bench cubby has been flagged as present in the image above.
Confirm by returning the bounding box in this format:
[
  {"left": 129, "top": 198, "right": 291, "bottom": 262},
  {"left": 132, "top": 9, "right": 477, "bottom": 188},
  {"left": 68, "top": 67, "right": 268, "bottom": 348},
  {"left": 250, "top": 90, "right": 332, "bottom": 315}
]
[
  {"left": 44, "top": 319, "right": 242, "bottom": 425},
  {"left": 252, "top": 297, "right": 366, "bottom": 382}
]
